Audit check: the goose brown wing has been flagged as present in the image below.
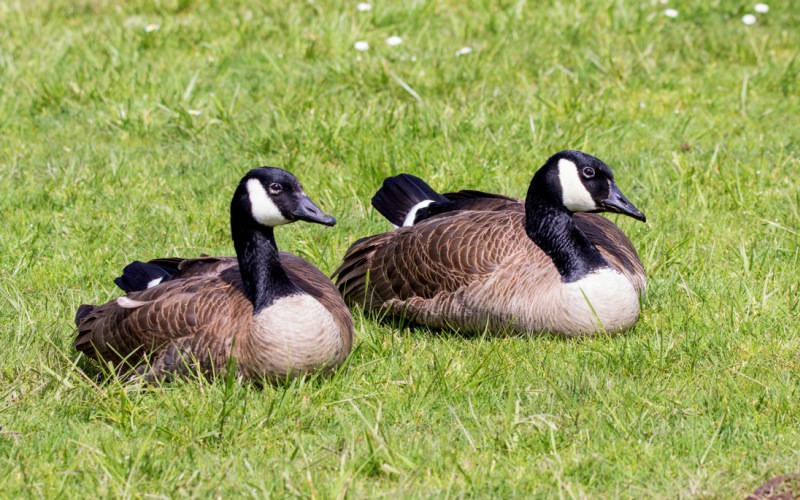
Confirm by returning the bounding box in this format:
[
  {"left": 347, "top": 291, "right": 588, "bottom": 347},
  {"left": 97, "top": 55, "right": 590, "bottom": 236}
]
[
  {"left": 411, "top": 192, "right": 523, "bottom": 225},
  {"left": 443, "top": 189, "right": 521, "bottom": 204},
  {"left": 334, "top": 210, "right": 525, "bottom": 307},
  {"left": 74, "top": 268, "right": 249, "bottom": 372},
  {"left": 148, "top": 255, "right": 239, "bottom": 279},
  {"left": 575, "top": 213, "right": 646, "bottom": 293}
]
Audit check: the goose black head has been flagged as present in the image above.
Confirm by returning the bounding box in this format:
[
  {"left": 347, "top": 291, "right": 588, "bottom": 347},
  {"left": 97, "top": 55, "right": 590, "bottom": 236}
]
[
  {"left": 233, "top": 167, "right": 337, "bottom": 228},
  {"left": 529, "top": 150, "right": 646, "bottom": 222}
]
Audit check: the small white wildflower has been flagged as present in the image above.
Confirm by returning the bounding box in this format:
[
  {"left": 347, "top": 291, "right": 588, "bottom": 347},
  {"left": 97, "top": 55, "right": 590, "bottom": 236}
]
[
  {"left": 664, "top": 9, "right": 678, "bottom": 18},
  {"left": 144, "top": 23, "right": 159, "bottom": 32},
  {"left": 410, "top": 55, "right": 417, "bottom": 62},
  {"left": 455, "top": 46, "right": 473, "bottom": 56},
  {"left": 354, "top": 41, "right": 369, "bottom": 51},
  {"left": 187, "top": 109, "right": 201, "bottom": 116},
  {"left": 356, "top": 3, "right": 372, "bottom": 12},
  {"left": 742, "top": 14, "right": 757, "bottom": 25},
  {"left": 754, "top": 3, "right": 769, "bottom": 13},
  {"left": 386, "top": 36, "right": 402, "bottom": 46}
]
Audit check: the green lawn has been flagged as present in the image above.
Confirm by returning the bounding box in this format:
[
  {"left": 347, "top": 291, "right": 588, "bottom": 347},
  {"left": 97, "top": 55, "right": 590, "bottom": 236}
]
[{"left": 1, "top": 0, "right": 799, "bottom": 496}]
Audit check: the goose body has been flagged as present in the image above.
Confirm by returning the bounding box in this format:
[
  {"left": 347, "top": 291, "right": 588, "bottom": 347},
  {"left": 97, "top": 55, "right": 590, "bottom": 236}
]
[
  {"left": 75, "top": 167, "right": 353, "bottom": 381},
  {"left": 334, "top": 150, "right": 646, "bottom": 337}
]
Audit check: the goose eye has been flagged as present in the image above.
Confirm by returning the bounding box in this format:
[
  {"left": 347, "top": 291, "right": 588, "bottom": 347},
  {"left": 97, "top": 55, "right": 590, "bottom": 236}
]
[
  {"left": 582, "top": 167, "right": 595, "bottom": 178},
  {"left": 268, "top": 183, "right": 283, "bottom": 195}
]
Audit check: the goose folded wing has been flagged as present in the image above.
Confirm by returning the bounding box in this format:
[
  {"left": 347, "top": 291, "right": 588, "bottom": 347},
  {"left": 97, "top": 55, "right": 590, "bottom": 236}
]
[
  {"left": 74, "top": 272, "right": 246, "bottom": 367},
  {"left": 337, "top": 211, "right": 522, "bottom": 305},
  {"left": 148, "top": 255, "right": 239, "bottom": 279},
  {"left": 443, "top": 189, "right": 521, "bottom": 203}
]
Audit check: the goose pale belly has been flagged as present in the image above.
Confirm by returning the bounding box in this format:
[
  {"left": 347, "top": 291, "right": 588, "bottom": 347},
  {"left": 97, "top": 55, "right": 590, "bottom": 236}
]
[
  {"left": 391, "top": 267, "right": 640, "bottom": 337},
  {"left": 236, "top": 294, "right": 346, "bottom": 378}
]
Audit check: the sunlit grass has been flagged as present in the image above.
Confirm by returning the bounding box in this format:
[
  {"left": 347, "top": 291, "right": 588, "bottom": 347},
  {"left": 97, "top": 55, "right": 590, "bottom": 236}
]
[{"left": 1, "top": 0, "right": 799, "bottom": 496}]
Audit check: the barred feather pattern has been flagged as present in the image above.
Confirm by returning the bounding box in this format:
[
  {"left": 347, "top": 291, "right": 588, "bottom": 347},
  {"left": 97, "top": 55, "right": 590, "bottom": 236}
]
[{"left": 75, "top": 253, "right": 353, "bottom": 381}]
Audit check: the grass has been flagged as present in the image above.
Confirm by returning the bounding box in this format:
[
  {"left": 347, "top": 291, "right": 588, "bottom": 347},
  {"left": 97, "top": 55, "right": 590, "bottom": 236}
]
[{"left": 1, "top": 0, "right": 799, "bottom": 496}]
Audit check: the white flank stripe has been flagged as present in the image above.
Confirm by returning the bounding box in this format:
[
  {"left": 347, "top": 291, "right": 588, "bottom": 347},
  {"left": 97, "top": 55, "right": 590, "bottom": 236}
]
[
  {"left": 146, "top": 277, "right": 163, "bottom": 289},
  {"left": 403, "top": 200, "right": 434, "bottom": 227},
  {"left": 117, "top": 297, "right": 148, "bottom": 308},
  {"left": 247, "top": 179, "right": 289, "bottom": 226},
  {"left": 558, "top": 159, "right": 597, "bottom": 212}
]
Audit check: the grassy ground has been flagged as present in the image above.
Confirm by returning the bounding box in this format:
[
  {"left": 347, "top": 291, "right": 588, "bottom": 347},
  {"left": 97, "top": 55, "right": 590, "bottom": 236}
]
[{"left": 1, "top": 0, "right": 799, "bottom": 496}]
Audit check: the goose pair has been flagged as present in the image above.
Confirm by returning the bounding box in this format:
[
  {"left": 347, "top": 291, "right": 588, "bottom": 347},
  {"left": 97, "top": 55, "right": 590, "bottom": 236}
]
[{"left": 75, "top": 150, "right": 646, "bottom": 381}]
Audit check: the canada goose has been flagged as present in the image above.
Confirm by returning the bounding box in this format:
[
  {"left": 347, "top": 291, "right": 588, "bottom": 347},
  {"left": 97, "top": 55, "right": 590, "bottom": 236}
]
[
  {"left": 74, "top": 167, "right": 354, "bottom": 381},
  {"left": 334, "top": 150, "right": 646, "bottom": 337}
]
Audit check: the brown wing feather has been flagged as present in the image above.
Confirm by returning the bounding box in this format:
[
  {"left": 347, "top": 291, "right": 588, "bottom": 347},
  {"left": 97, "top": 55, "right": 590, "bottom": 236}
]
[
  {"left": 442, "top": 190, "right": 521, "bottom": 203},
  {"left": 334, "top": 211, "right": 526, "bottom": 307},
  {"left": 74, "top": 267, "right": 248, "bottom": 376},
  {"left": 147, "top": 255, "right": 239, "bottom": 280},
  {"left": 420, "top": 195, "right": 523, "bottom": 224},
  {"left": 334, "top": 210, "right": 646, "bottom": 312}
]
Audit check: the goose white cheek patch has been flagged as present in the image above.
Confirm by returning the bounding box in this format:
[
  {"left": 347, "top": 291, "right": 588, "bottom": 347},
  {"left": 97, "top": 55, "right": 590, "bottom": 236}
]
[
  {"left": 247, "top": 179, "right": 289, "bottom": 226},
  {"left": 558, "top": 159, "right": 597, "bottom": 212}
]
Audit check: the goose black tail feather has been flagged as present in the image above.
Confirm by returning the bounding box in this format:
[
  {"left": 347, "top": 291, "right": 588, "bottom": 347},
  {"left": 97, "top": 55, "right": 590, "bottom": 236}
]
[
  {"left": 371, "top": 174, "right": 448, "bottom": 227},
  {"left": 75, "top": 304, "right": 94, "bottom": 327},
  {"left": 114, "top": 260, "right": 180, "bottom": 293}
]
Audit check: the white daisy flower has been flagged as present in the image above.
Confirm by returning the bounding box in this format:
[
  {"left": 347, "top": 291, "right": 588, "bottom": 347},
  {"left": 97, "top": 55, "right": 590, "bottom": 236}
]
[
  {"left": 187, "top": 109, "right": 201, "bottom": 116},
  {"left": 386, "top": 36, "right": 402, "bottom": 46},
  {"left": 455, "top": 46, "right": 473, "bottom": 56},
  {"left": 354, "top": 41, "right": 369, "bottom": 51},
  {"left": 356, "top": 3, "right": 372, "bottom": 12},
  {"left": 664, "top": 9, "right": 678, "bottom": 18},
  {"left": 754, "top": 3, "right": 769, "bottom": 13},
  {"left": 742, "top": 14, "right": 757, "bottom": 25},
  {"left": 144, "top": 23, "right": 159, "bottom": 32}
]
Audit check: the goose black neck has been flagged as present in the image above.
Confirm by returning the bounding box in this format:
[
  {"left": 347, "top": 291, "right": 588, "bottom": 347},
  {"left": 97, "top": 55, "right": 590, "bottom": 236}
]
[
  {"left": 524, "top": 185, "right": 609, "bottom": 283},
  {"left": 231, "top": 222, "right": 299, "bottom": 314}
]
